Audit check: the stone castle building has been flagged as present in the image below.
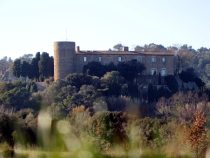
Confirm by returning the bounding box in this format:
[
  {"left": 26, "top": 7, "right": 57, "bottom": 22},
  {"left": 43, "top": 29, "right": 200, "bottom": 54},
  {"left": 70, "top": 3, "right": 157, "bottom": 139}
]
[{"left": 54, "top": 41, "right": 176, "bottom": 80}]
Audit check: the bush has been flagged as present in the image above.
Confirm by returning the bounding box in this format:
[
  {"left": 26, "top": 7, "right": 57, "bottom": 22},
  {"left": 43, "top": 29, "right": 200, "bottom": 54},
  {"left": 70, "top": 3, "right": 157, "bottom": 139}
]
[
  {"left": 106, "top": 97, "right": 126, "bottom": 112},
  {"left": 65, "top": 73, "right": 96, "bottom": 90},
  {"left": 0, "top": 113, "right": 16, "bottom": 148},
  {"left": 138, "top": 118, "right": 169, "bottom": 149},
  {"left": 0, "top": 81, "right": 38, "bottom": 109},
  {"left": 83, "top": 61, "right": 107, "bottom": 77},
  {"left": 89, "top": 112, "right": 127, "bottom": 150},
  {"left": 14, "top": 109, "right": 37, "bottom": 147}
]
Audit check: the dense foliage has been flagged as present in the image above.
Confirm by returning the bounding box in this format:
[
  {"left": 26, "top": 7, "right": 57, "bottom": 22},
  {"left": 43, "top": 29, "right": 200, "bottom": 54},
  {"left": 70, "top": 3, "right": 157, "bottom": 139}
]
[
  {"left": 0, "top": 57, "right": 13, "bottom": 81},
  {"left": 1, "top": 43, "right": 210, "bottom": 157},
  {"left": 176, "top": 45, "right": 210, "bottom": 88},
  {"left": 0, "top": 81, "right": 38, "bottom": 109},
  {"left": 12, "top": 52, "right": 54, "bottom": 81},
  {"left": 83, "top": 60, "right": 145, "bottom": 80}
]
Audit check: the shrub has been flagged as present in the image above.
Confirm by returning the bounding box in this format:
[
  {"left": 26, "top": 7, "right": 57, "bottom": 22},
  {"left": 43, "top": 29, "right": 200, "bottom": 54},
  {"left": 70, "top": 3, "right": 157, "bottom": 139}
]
[
  {"left": 0, "top": 113, "right": 16, "bottom": 148},
  {"left": 186, "top": 110, "right": 208, "bottom": 158},
  {"left": 89, "top": 112, "right": 127, "bottom": 150},
  {"left": 138, "top": 118, "right": 169, "bottom": 149},
  {"left": 106, "top": 97, "right": 126, "bottom": 112}
]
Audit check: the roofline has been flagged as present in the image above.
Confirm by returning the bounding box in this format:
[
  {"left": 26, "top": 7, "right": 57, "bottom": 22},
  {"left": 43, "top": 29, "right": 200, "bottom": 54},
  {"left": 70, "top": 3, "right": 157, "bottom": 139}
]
[{"left": 76, "top": 51, "right": 175, "bottom": 56}]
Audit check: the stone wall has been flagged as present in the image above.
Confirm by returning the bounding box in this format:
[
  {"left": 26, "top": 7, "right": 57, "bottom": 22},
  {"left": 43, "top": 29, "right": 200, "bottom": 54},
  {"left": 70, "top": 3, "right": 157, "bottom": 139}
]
[
  {"left": 53, "top": 41, "right": 176, "bottom": 80},
  {"left": 144, "top": 55, "right": 174, "bottom": 75},
  {"left": 54, "top": 42, "right": 75, "bottom": 80},
  {"left": 74, "top": 53, "right": 175, "bottom": 75}
]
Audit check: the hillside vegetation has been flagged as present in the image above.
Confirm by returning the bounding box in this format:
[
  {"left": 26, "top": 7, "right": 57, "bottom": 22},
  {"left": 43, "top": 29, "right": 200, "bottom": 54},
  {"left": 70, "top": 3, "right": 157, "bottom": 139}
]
[{"left": 0, "top": 44, "right": 210, "bottom": 158}]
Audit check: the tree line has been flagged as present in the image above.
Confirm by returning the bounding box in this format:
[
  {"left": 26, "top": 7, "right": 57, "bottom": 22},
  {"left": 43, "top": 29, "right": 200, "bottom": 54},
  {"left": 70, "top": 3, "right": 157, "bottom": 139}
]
[
  {"left": 83, "top": 60, "right": 145, "bottom": 81},
  {"left": 12, "top": 52, "right": 54, "bottom": 81},
  {"left": 0, "top": 57, "right": 13, "bottom": 81}
]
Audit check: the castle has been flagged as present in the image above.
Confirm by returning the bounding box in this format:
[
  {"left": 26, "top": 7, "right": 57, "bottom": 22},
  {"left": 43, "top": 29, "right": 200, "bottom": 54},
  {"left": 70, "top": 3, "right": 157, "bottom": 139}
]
[{"left": 54, "top": 41, "right": 176, "bottom": 80}]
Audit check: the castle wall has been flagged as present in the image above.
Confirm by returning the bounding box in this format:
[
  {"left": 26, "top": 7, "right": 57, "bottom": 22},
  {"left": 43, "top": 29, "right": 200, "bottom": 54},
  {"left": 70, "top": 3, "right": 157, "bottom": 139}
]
[
  {"left": 54, "top": 42, "right": 75, "bottom": 80},
  {"left": 74, "top": 54, "right": 141, "bottom": 73},
  {"left": 74, "top": 53, "right": 175, "bottom": 75},
  {"left": 53, "top": 41, "right": 175, "bottom": 80},
  {"left": 144, "top": 55, "right": 175, "bottom": 75}
]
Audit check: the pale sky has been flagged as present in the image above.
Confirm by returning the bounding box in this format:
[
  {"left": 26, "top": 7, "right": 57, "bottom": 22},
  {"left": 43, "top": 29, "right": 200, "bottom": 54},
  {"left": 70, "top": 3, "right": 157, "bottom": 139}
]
[{"left": 0, "top": 0, "right": 210, "bottom": 59}]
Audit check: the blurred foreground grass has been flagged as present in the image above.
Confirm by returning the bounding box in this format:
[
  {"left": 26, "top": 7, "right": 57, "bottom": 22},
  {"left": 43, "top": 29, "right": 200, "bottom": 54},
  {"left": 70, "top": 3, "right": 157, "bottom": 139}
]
[
  {"left": 0, "top": 149, "right": 193, "bottom": 158},
  {"left": 0, "top": 108, "right": 208, "bottom": 158}
]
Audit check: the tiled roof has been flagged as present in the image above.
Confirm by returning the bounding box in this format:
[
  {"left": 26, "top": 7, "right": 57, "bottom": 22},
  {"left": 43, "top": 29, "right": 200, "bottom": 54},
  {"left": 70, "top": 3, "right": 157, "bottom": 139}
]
[{"left": 76, "top": 50, "right": 175, "bottom": 56}]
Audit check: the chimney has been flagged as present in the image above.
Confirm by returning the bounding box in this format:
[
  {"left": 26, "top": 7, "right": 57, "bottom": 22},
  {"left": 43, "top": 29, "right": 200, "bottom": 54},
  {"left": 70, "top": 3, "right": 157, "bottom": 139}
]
[
  {"left": 123, "top": 46, "right": 129, "bottom": 51},
  {"left": 77, "top": 46, "right": 80, "bottom": 52}
]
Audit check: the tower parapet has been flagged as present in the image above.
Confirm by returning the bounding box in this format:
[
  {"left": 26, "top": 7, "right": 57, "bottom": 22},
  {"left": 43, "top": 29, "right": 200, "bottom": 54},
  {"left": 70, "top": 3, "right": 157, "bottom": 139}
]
[{"left": 54, "top": 41, "right": 75, "bottom": 80}]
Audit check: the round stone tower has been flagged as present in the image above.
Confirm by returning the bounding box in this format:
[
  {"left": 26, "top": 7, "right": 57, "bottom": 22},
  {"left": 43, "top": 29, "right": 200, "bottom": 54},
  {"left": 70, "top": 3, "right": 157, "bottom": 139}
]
[{"left": 54, "top": 41, "right": 75, "bottom": 80}]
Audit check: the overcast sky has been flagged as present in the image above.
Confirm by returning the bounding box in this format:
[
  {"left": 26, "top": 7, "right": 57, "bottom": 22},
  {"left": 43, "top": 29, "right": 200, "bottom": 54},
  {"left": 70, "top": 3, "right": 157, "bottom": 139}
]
[{"left": 0, "top": 0, "right": 210, "bottom": 59}]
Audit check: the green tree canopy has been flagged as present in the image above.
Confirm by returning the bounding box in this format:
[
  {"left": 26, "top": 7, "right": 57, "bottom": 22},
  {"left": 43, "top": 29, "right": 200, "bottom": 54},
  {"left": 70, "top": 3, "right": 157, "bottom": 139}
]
[{"left": 101, "top": 71, "right": 125, "bottom": 96}]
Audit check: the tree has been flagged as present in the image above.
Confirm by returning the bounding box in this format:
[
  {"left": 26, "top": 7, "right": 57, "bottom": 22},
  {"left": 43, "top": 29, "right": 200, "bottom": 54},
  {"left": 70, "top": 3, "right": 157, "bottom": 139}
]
[
  {"left": 187, "top": 110, "right": 208, "bottom": 158},
  {"left": 12, "top": 59, "right": 21, "bottom": 78},
  {"left": 13, "top": 52, "right": 53, "bottom": 80},
  {"left": 179, "top": 68, "right": 197, "bottom": 82},
  {"left": 12, "top": 52, "right": 47, "bottom": 80},
  {"left": 106, "top": 62, "right": 117, "bottom": 72},
  {"left": 197, "top": 47, "right": 209, "bottom": 53},
  {"left": 101, "top": 71, "right": 125, "bottom": 96},
  {"left": 0, "top": 114, "right": 16, "bottom": 148},
  {"left": 21, "top": 61, "right": 31, "bottom": 78},
  {"left": 164, "top": 75, "right": 178, "bottom": 93},
  {"left": 157, "top": 86, "right": 171, "bottom": 99},
  {"left": 105, "top": 97, "right": 126, "bottom": 111},
  {"left": 30, "top": 52, "right": 40, "bottom": 80},
  {"left": 89, "top": 111, "right": 127, "bottom": 148},
  {"left": 138, "top": 117, "right": 168, "bottom": 148},
  {"left": 179, "top": 68, "right": 205, "bottom": 90},
  {"left": 0, "top": 82, "right": 37, "bottom": 109},
  {"left": 13, "top": 59, "right": 33, "bottom": 79},
  {"left": 207, "top": 89, "right": 210, "bottom": 101},
  {"left": 40, "top": 80, "right": 69, "bottom": 106},
  {"left": 134, "top": 45, "right": 144, "bottom": 51},
  {"left": 144, "top": 43, "right": 167, "bottom": 52},
  {"left": 19, "top": 54, "right": 33, "bottom": 63},
  {"left": 0, "top": 56, "right": 13, "bottom": 81},
  {"left": 38, "top": 52, "right": 54, "bottom": 80},
  {"left": 148, "top": 84, "right": 158, "bottom": 103},
  {"left": 64, "top": 85, "right": 100, "bottom": 110},
  {"left": 117, "top": 60, "right": 145, "bottom": 81},
  {"left": 65, "top": 73, "right": 94, "bottom": 90},
  {"left": 156, "top": 92, "right": 208, "bottom": 123},
  {"left": 82, "top": 60, "right": 145, "bottom": 82},
  {"left": 113, "top": 43, "right": 124, "bottom": 51},
  {"left": 83, "top": 61, "right": 106, "bottom": 77},
  {"left": 49, "top": 56, "right": 54, "bottom": 77}
]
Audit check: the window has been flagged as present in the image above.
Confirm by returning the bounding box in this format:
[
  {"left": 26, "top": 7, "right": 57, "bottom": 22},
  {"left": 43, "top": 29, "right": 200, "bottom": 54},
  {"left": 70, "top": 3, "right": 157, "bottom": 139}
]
[
  {"left": 137, "top": 56, "right": 143, "bottom": 62},
  {"left": 118, "top": 57, "right": 122, "bottom": 62},
  {"left": 162, "top": 57, "right": 166, "bottom": 63},
  {"left": 99, "top": 57, "right": 102, "bottom": 62},
  {"left": 151, "top": 56, "right": 156, "bottom": 63},
  {"left": 151, "top": 68, "right": 157, "bottom": 75},
  {"left": 84, "top": 57, "right": 87, "bottom": 62},
  {"left": 160, "top": 68, "right": 167, "bottom": 76}
]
